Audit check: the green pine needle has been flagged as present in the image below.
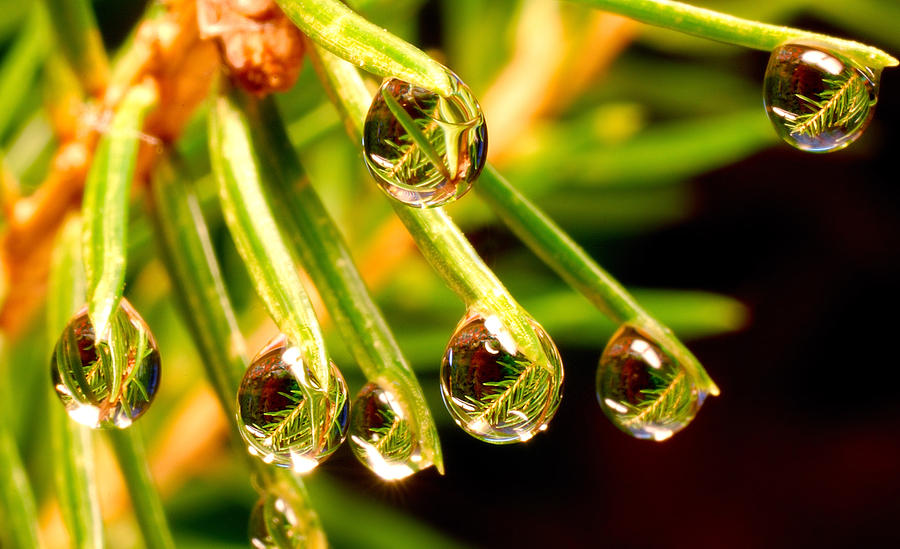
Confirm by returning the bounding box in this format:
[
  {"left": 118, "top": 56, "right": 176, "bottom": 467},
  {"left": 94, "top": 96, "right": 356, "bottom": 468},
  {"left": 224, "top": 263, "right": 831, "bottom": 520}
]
[
  {"left": 470, "top": 354, "right": 551, "bottom": 428},
  {"left": 621, "top": 368, "right": 693, "bottom": 428},
  {"left": 379, "top": 86, "right": 452, "bottom": 188},
  {"left": 262, "top": 389, "right": 314, "bottom": 450},
  {"left": 787, "top": 74, "right": 870, "bottom": 137},
  {"left": 259, "top": 381, "right": 348, "bottom": 452},
  {"left": 370, "top": 408, "right": 413, "bottom": 462}
]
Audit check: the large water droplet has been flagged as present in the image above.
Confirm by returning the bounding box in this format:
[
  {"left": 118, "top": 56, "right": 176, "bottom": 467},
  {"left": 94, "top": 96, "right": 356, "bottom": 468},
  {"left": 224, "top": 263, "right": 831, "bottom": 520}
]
[
  {"left": 596, "top": 325, "right": 706, "bottom": 441},
  {"left": 50, "top": 299, "right": 161, "bottom": 429},
  {"left": 440, "top": 311, "right": 563, "bottom": 444},
  {"left": 349, "top": 383, "right": 427, "bottom": 480},
  {"left": 764, "top": 41, "right": 879, "bottom": 152},
  {"left": 237, "top": 334, "right": 349, "bottom": 472},
  {"left": 248, "top": 491, "right": 327, "bottom": 549},
  {"left": 362, "top": 74, "right": 487, "bottom": 208}
]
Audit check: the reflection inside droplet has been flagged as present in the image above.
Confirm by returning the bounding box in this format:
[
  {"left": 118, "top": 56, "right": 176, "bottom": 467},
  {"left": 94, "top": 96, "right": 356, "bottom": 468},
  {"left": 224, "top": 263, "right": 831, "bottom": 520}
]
[
  {"left": 348, "top": 383, "right": 429, "bottom": 481},
  {"left": 236, "top": 334, "right": 349, "bottom": 471},
  {"left": 440, "top": 310, "right": 563, "bottom": 444},
  {"left": 764, "top": 41, "right": 879, "bottom": 152},
  {"left": 362, "top": 74, "right": 488, "bottom": 208},
  {"left": 50, "top": 299, "right": 161, "bottom": 429},
  {"left": 596, "top": 325, "right": 705, "bottom": 441},
  {"left": 800, "top": 49, "right": 844, "bottom": 75}
]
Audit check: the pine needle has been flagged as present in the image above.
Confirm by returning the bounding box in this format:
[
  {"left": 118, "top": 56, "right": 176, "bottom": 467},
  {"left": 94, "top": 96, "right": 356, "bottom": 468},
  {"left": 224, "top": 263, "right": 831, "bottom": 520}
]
[
  {"left": 471, "top": 354, "right": 551, "bottom": 428},
  {"left": 622, "top": 367, "right": 693, "bottom": 428},
  {"left": 371, "top": 408, "right": 412, "bottom": 461},
  {"left": 787, "top": 74, "right": 870, "bottom": 138}
]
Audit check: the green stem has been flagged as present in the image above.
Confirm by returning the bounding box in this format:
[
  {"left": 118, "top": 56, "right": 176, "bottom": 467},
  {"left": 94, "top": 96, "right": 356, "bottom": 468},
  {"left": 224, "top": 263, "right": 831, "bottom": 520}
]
[
  {"left": 106, "top": 428, "right": 175, "bottom": 549},
  {"left": 379, "top": 87, "right": 452, "bottom": 182},
  {"left": 309, "top": 47, "right": 543, "bottom": 362},
  {"left": 0, "top": 5, "right": 51, "bottom": 141},
  {"left": 570, "top": 0, "right": 898, "bottom": 68},
  {"left": 0, "top": 385, "right": 42, "bottom": 549},
  {"left": 208, "top": 79, "right": 331, "bottom": 388},
  {"left": 82, "top": 82, "right": 158, "bottom": 340},
  {"left": 42, "top": 0, "right": 109, "bottom": 95},
  {"left": 148, "top": 155, "right": 327, "bottom": 539},
  {"left": 47, "top": 216, "right": 103, "bottom": 549},
  {"left": 476, "top": 165, "right": 719, "bottom": 395},
  {"left": 275, "top": 0, "right": 454, "bottom": 95},
  {"left": 242, "top": 95, "right": 444, "bottom": 474},
  {"left": 148, "top": 156, "right": 247, "bottom": 416}
]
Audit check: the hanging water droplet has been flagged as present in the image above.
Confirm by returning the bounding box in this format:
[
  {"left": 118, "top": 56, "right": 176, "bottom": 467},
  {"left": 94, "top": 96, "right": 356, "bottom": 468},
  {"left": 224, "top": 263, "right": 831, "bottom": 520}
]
[
  {"left": 237, "top": 334, "right": 349, "bottom": 472},
  {"left": 362, "top": 74, "right": 488, "bottom": 208},
  {"left": 596, "top": 325, "right": 706, "bottom": 441},
  {"left": 440, "top": 311, "right": 563, "bottom": 444},
  {"left": 764, "top": 41, "right": 879, "bottom": 152},
  {"left": 248, "top": 491, "right": 327, "bottom": 549},
  {"left": 50, "top": 299, "right": 161, "bottom": 429},
  {"left": 349, "top": 383, "right": 427, "bottom": 481}
]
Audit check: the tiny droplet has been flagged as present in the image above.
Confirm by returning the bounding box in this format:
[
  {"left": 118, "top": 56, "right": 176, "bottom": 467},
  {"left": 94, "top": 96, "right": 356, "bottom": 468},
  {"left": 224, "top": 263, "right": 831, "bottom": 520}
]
[
  {"left": 440, "top": 311, "right": 563, "bottom": 444},
  {"left": 50, "top": 299, "right": 161, "bottom": 429},
  {"left": 764, "top": 41, "right": 879, "bottom": 152},
  {"left": 349, "top": 383, "right": 428, "bottom": 481},
  {"left": 596, "top": 325, "right": 706, "bottom": 441},
  {"left": 362, "top": 74, "right": 487, "bottom": 208},
  {"left": 248, "top": 491, "right": 326, "bottom": 549},
  {"left": 237, "top": 334, "right": 349, "bottom": 472}
]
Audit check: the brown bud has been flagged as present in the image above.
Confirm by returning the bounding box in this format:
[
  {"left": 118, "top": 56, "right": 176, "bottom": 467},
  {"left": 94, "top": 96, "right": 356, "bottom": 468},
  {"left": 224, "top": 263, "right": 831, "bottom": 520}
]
[{"left": 197, "top": 0, "right": 305, "bottom": 95}]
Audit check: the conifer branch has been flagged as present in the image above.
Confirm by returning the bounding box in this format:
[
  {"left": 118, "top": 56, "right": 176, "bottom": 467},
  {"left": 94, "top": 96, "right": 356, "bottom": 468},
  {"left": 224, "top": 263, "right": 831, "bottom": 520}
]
[{"left": 788, "top": 74, "right": 870, "bottom": 137}]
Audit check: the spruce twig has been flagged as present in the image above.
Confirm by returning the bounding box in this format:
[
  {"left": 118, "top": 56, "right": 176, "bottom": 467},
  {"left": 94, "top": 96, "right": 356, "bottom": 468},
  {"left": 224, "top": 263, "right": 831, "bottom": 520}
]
[
  {"left": 788, "top": 74, "right": 870, "bottom": 137},
  {"left": 570, "top": 0, "right": 898, "bottom": 69},
  {"left": 471, "top": 354, "right": 550, "bottom": 429},
  {"left": 621, "top": 369, "right": 692, "bottom": 428}
]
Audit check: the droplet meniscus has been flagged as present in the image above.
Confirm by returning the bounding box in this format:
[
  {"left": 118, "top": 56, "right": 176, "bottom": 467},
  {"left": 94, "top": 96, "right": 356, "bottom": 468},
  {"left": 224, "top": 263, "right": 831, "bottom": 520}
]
[
  {"left": 764, "top": 41, "right": 879, "bottom": 152},
  {"left": 596, "top": 325, "right": 706, "bottom": 441},
  {"left": 349, "top": 383, "right": 427, "bottom": 480},
  {"left": 237, "top": 334, "right": 349, "bottom": 473},
  {"left": 50, "top": 299, "right": 161, "bottom": 429},
  {"left": 362, "top": 75, "right": 487, "bottom": 208},
  {"left": 440, "top": 311, "right": 563, "bottom": 444}
]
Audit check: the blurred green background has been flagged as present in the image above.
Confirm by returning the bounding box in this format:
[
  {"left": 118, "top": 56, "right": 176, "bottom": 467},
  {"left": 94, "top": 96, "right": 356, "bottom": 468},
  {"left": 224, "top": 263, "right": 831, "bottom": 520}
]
[{"left": 2, "top": 0, "right": 899, "bottom": 547}]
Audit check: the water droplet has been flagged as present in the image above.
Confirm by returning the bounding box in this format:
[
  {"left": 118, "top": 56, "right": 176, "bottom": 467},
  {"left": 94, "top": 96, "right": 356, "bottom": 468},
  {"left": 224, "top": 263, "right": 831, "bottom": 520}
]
[
  {"left": 596, "top": 325, "right": 706, "bottom": 441},
  {"left": 248, "top": 491, "right": 326, "bottom": 549},
  {"left": 50, "top": 299, "right": 161, "bottom": 429},
  {"left": 440, "top": 311, "right": 563, "bottom": 444},
  {"left": 237, "top": 334, "right": 349, "bottom": 472},
  {"left": 349, "top": 383, "right": 427, "bottom": 480},
  {"left": 362, "top": 74, "right": 488, "bottom": 208},
  {"left": 764, "top": 41, "right": 879, "bottom": 152}
]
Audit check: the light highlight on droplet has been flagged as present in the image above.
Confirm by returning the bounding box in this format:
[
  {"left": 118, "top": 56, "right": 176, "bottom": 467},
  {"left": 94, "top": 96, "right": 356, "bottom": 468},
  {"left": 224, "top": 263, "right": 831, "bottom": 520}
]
[
  {"left": 50, "top": 299, "right": 161, "bottom": 429},
  {"left": 236, "top": 334, "right": 349, "bottom": 471},
  {"left": 764, "top": 41, "right": 879, "bottom": 153},
  {"left": 440, "top": 310, "right": 564, "bottom": 444},
  {"left": 596, "top": 325, "right": 706, "bottom": 441},
  {"left": 362, "top": 74, "right": 487, "bottom": 208},
  {"left": 348, "top": 383, "right": 429, "bottom": 481}
]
